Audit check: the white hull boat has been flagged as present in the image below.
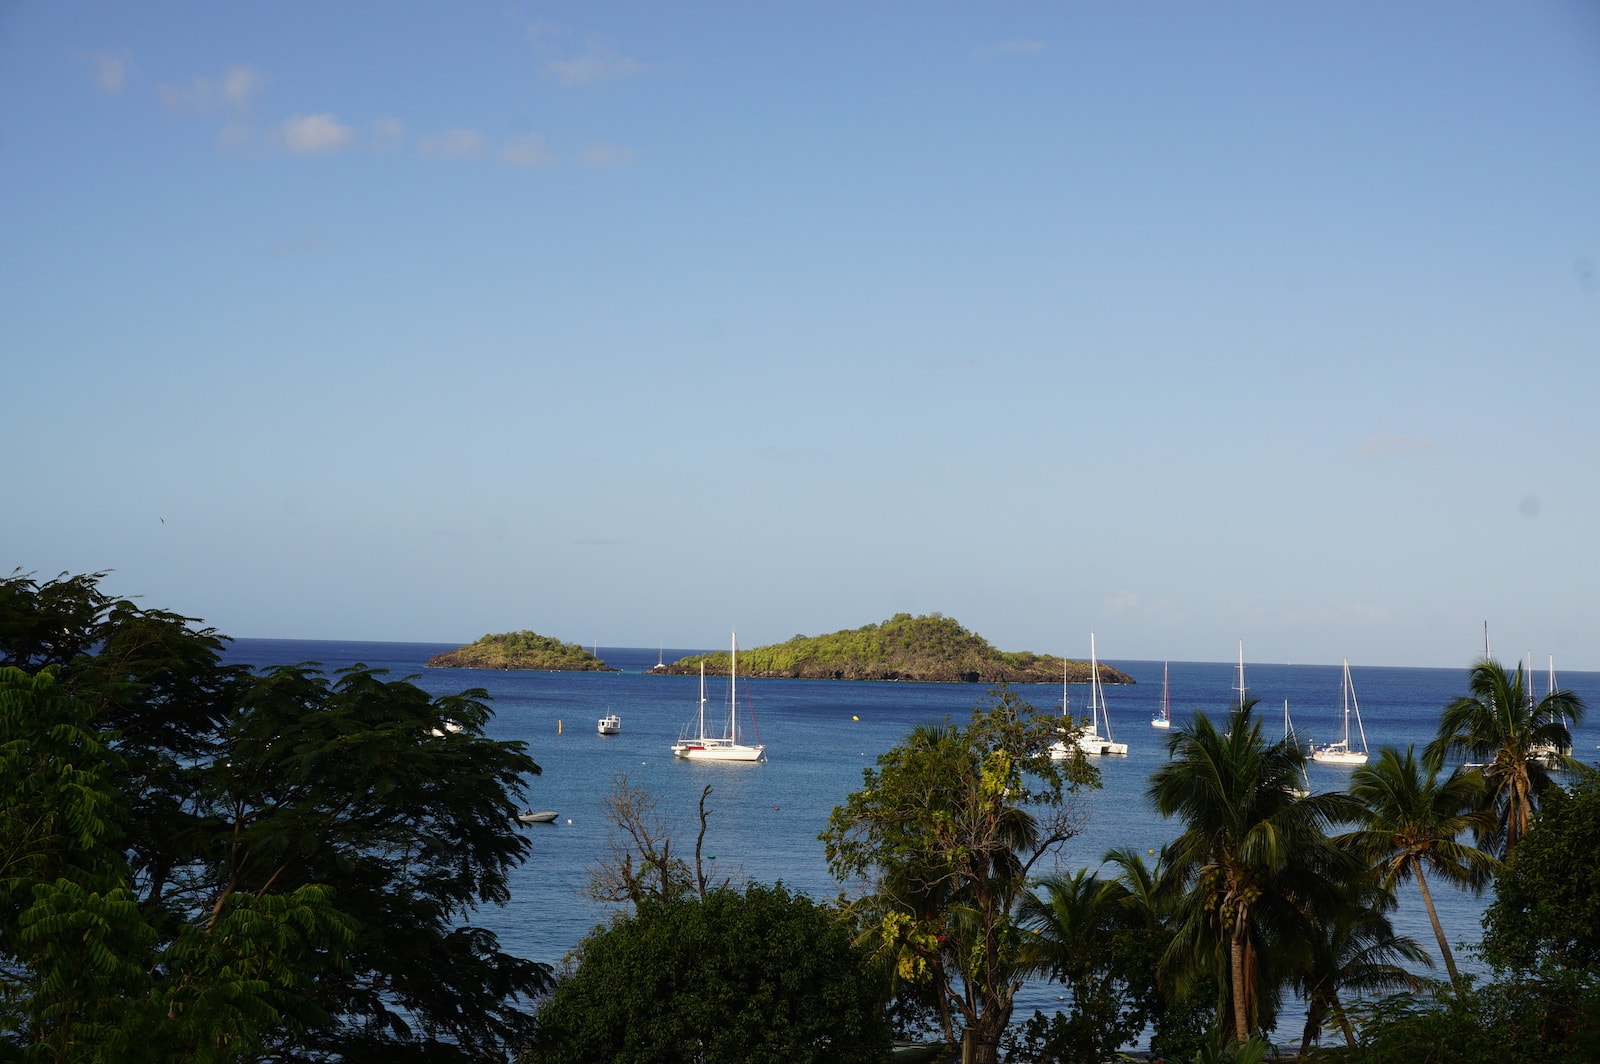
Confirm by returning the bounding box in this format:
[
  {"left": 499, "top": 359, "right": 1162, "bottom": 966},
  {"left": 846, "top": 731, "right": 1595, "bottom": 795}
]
[
  {"left": 1311, "top": 658, "right": 1369, "bottom": 766},
  {"left": 672, "top": 634, "right": 765, "bottom": 763},
  {"left": 1151, "top": 661, "right": 1172, "bottom": 729},
  {"left": 1053, "top": 634, "right": 1127, "bottom": 757}
]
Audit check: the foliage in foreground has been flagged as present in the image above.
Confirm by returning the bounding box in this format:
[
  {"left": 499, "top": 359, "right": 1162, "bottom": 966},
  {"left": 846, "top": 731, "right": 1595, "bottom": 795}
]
[
  {"left": 1323, "top": 973, "right": 1600, "bottom": 1064},
  {"left": 525, "top": 883, "right": 893, "bottom": 1064},
  {"left": 0, "top": 570, "right": 551, "bottom": 1061},
  {"left": 822, "top": 688, "right": 1099, "bottom": 1063}
]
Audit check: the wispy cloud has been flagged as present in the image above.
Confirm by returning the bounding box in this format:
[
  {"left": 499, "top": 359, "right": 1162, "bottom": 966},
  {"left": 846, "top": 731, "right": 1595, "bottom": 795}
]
[
  {"left": 81, "top": 49, "right": 131, "bottom": 95},
  {"left": 280, "top": 113, "right": 354, "bottom": 154},
  {"left": 543, "top": 46, "right": 646, "bottom": 87},
  {"left": 579, "top": 142, "right": 635, "bottom": 168},
  {"left": 1356, "top": 434, "right": 1433, "bottom": 461},
  {"left": 158, "top": 64, "right": 263, "bottom": 113},
  {"left": 418, "top": 128, "right": 488, "bottom": 159},
  {"left": 370, "top": 116, "right": 407, "bottom": 152},
  {"left": 998, "top": 40, "right": 1046, "bottom": 55},
  {"left": 503, "top": 133, "right": 558, "bottom": 168}
]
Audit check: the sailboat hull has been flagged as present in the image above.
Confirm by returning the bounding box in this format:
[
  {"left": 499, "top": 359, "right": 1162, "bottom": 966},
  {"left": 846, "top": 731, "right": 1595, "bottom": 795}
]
[
  {"left": 1311, "top": 744, "right": 1367, "bottom": 766},
  {"left": 672, "top": 740, "right": 764, "bottom": 762}
]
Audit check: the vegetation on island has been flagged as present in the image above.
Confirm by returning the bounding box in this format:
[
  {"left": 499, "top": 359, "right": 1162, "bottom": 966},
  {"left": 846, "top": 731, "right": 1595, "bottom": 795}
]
[
  {"left": 427, "top": 630, "right": 616, "bottom": 671},
  {"left": 659, "top": 612, "right": 1135, "bottom": 684}
]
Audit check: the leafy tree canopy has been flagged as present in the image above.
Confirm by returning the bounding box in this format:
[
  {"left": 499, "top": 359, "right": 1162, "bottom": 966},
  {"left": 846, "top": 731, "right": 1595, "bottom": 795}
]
[
  {"left": 822, "top": 687, "right": 1099, "bottom": 1062},
  {"left": 527, "top": 883, "right": 894, "bottom": 1064},
  {"left": 1482, "top": 771, "right": 1600, "bottom": 974},
  {"left": 0, "top": 570, "right": 551, "bottom": 1060}
]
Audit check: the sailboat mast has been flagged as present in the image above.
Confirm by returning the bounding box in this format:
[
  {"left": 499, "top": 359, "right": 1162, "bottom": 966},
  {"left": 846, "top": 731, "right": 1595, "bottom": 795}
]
[
  {"left": 729, "top": 632, "right": 739, "bottom": 743},
  {"left": 698, "top": 661, "right": 708, "bottom": 740}
]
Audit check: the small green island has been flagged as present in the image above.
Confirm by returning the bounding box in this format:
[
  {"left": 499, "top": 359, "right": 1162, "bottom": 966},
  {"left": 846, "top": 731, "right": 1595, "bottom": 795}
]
[
  {"left": 426, "top": 631, "right": 617, "bottom": 672},
  {"left": 658, "top": 613, "right": 1135, "bottom": 685}
]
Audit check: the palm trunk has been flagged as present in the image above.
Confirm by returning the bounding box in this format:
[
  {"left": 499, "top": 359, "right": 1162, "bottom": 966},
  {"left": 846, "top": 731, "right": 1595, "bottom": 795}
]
[
  {"left": 1230, "top": 928, "right": 1250, "bottom": 1042},
  {"left": 1414, "top": 865, "right": 1463, "bottom": 991},
  {"left": 1334, "top": 990, "right": 1356, "bottom": 1046}
]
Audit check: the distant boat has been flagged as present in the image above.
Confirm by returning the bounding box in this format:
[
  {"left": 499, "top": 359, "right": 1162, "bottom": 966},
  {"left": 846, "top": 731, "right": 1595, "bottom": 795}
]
[
  {"left": 1053, "top": 634, "right": 1127, "bottom": 757},
  {"left": 671, "top": 633, "right": 766, "bottom": 763},
  {"left": 517, "top": 809, "right": 558, "bottom": 824},
  {"left": 1151, "top": 661, "right": 1172, "bottom": 729},
  {"left": 1311, "top": 658, "right": 1370, "bottom": 765},
  {"left": 1531, "top": 653, "right": 1569, "bottom": 763},
  {"left": 1284, "top": 699, "right": 1311, "bottom": 797},
  {"left": 597, "top": 712, "right": 621, "bottom": 736}
]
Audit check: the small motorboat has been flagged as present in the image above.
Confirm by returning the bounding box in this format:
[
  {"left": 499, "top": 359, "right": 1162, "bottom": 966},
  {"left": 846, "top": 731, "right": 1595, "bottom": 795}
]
[
  {"left": 597, "top": 713, "right": 621, "bottom": 735},
  {"left": 517, "top": 809, "right": 559, "bottom": 824}
]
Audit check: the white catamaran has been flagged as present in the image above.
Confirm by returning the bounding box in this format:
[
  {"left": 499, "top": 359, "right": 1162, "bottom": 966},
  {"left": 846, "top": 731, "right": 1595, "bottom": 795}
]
[
  {"left": 1052, "top": 634, "right": 1127, "bottom": 757},
  {"left": 671, "top": 633, "right": 766, "bottom": 763},
  {"left": 1311, "top": 658, "right": 1369, "bottom": 765}
]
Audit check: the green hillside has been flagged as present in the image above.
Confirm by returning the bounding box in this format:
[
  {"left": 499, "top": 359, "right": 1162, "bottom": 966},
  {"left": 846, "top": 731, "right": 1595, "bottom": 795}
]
[
  {"left": 426, "top": 631, "right": 617, "bottom": 672},
  {"left": 659, "top": 613, "right": 1134, "bottom": 684}
]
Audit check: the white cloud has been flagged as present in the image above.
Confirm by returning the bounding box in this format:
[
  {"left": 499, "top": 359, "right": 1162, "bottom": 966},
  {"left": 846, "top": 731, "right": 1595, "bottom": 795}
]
[
  {"left": 281, "top": 114, "right": 354, "bottom": 154},
  {"left": 502, "top": 133, "right": 558, "bottom": 168},
  {"left": 418, "top": 128, "right": 488, "bottom": 158},
  {"left": 158, "top": 64, "right": 263, "bottom": 113},
  {"left": 370, "top": 116, "right": 407, "bottom": 152},
  {"left": 579, "top": 142, "right": 635, "bottom": 168},
  {"left": 999, "top": 40, "right": 1046, "bottom": 55},
  {"left": 83, "top": 50, "right": 130, "bottom": 95},
  {"left": 1355, "top": 434, "right": 1433, "bottom": 461},
  {"left": 544, "top": 47, "right": 646, "bottom": 87},
  {"left": 219, "top": 65, "right": 263, "bottom": 106}
]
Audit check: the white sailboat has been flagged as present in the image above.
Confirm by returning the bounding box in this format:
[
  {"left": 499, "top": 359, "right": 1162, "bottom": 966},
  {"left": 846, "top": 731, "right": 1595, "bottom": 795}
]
[
  {"left": 1151, "top": 661, "right": 1172, "bottom": 729},
  {"left": 671, "top": 633, "right": 766, "bottom": 762},
  {"left": 1532, "top": 653, "right": 1569, "bottom": 764},
  {"left": 1311, "top": 658, "right": 1369, "bottom": 765},
  {"left": 1049, "top": 656, "right": 1073, "bottom": 760},
  {"left": 1074, "top": 634, "right": 1127, "bottom": 756},
  {"left": 1284, "top": 699, "right": 1311, "bottom": 797}
]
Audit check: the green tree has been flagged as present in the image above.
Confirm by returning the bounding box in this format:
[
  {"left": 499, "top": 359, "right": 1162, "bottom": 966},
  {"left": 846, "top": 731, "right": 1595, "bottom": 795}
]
[
  {"left": 0, "top": 571, "right": 551, "bottom": 1060},
  {"left": 1424, "top": 656, "right": 1586, "bottom": 858},
  {"left": 821, "top": 688, "right": 1099, "bottom": 1063},
  {"left": 1341, "top": 745, "right": 1499, "bottom": 991},
  {"left": 1149, "top": 700, "right": 1363, "bottom": 1045},
  {"left": 527, "top": 883, "right": 893, "bottom": 1064},
  {"left": 1292, "top": 883, "right": 1428, "bottom": 1053},
  {"left": 1015, "top": 864, "right": 1145, "bottom": 1062},
  {"left": 1482, "top": 772, "right": 1600, "bottom": 974}
]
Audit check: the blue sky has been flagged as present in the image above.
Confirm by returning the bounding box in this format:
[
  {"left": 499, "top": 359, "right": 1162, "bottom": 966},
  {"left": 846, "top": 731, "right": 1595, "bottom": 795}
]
[{"left": 5, "top": 2, "right": 1598, "bottom": 669}]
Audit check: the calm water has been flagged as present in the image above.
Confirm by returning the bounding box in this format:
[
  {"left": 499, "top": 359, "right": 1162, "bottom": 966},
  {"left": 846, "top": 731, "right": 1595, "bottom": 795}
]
[{"left": 223, "top": 638, "right": 1600, "bottom": 1047}]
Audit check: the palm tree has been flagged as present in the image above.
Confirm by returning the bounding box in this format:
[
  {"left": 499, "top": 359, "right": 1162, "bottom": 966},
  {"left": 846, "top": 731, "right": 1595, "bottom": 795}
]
[
  {"left": 1424, "top": 657, "right": 1586, "bottom": 858},
  {"left": 1342, "top": 745, "right": 1499, "bottom": 991},
  {"left": 1017, "top": 867, "right": 1138, "bottom": 1062},
  {"left": 1293, "top": 888, "right": 1429, "bottom": 1053},
  {"left": 1149, "top": 700, "right": 1362, "bottom": 1044}
]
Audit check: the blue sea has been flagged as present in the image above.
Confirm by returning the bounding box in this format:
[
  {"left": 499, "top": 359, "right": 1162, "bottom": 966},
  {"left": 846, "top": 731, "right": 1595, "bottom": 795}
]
[{"left": 223, "top": 639, "right": 1600, "bottom": 1050}]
